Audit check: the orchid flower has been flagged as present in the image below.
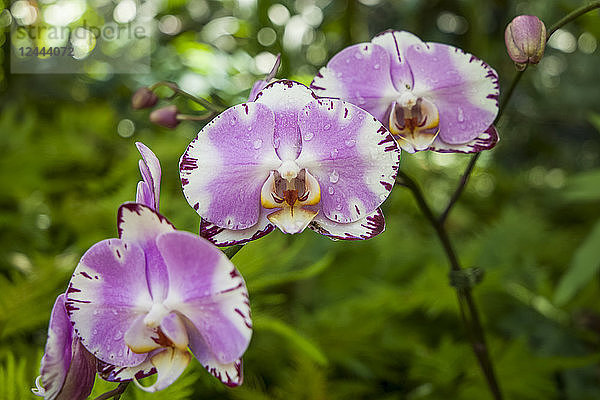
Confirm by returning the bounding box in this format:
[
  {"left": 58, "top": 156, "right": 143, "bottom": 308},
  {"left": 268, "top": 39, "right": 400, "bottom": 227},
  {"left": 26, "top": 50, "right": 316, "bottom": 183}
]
[
  {"left": 32, "top": 144, "right": 164, "bottom": 399},
  {"left": 180, "top": 80, "right": 400, "bottom": 246},
  {"left": 311, "top": 30, "right": 500, "bottom": 154},
  {"left": 32, "top": 295, "right": 96, "bottom": 400}
]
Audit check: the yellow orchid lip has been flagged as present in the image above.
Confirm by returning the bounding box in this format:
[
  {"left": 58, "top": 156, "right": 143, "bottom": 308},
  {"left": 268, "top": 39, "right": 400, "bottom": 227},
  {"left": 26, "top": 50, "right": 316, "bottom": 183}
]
[
  {"left": 260, "top": 167, "right": 321, "bottom": 234},
  {"left": 388, "top": 96, "right": 440, "bottom": 153}
]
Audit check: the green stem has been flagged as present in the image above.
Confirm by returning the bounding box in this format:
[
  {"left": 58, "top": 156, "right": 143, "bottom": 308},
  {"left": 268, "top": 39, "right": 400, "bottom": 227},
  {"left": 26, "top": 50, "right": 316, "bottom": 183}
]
[
  {"left": 546, "top": 1, "right": 600, "bottom": 39},
  {"left": 396, "top": 171, "right": 503, "bottom": 400},
  {"left": 149, "top": 82, "right": 223, "bottom": 113},
  {"left": 93, "top": 382, "right": 129, "bottom": 400},
  {"left": 224, "top": 244, "right": 244, "bottom": 259},
  {"left": 176, "top": 112, "right": 218, "bottom": 122}
]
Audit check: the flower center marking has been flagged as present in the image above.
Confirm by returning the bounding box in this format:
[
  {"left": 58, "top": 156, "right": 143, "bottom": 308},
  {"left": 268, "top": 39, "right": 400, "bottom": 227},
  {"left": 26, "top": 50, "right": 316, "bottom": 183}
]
[
  {"left": 261, "top": 165, "right": 321, "bottom": 234},
  {"left": 388, "top": 94, "right": 440, "bottom": 153}
]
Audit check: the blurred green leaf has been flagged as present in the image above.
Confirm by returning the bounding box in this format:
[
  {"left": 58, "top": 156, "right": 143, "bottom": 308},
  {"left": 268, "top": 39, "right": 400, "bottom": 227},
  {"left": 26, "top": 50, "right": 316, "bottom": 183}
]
[
  {"left": 554, "top": 218, "right": 600, "bottom": 305},
  {"left": 561, "top": 169, "right": 600, "bottom": 202},
  {"left": 254, "top": 315, "right": 328, "bottom": 367}
]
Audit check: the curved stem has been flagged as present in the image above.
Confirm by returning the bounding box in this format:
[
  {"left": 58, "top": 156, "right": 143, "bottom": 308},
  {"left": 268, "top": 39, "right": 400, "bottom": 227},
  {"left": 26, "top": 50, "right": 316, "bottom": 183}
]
[
  {"left": 546, "top": 1, "right": 600, "bottom": 38},
  {"left": 93, "top": 382, "right": 129, "bottom": 400},
  {"left": 150, "top": 82, "right": 223, "bottom": 113},
  {"left": 397, "top": 171, "right": 503, "bottom": 400},
  {"left": 442, "top": 1, "right": 600, "bottom": 223}
]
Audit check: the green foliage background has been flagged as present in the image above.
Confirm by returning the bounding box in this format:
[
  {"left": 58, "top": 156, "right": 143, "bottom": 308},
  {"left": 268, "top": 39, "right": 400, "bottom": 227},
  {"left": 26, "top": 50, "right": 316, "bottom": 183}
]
[{"left": 1, "top": 0, "right": 600, "bottom": 399}]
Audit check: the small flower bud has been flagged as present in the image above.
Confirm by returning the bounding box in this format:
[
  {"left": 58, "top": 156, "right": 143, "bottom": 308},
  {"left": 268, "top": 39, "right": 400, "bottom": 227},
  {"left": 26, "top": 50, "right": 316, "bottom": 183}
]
[
  {"left": 505, "top": 15, "right": 547, "bottom": 70},
  {"left": 131, "top": 87, "right": 159, "bottom": 109},
  {"left": 150, "top": 105, "right": 180, "bottom": 129}
]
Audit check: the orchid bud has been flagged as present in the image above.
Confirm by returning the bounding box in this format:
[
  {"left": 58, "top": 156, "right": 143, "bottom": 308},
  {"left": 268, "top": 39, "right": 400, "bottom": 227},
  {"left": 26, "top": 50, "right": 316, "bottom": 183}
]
[
  {"left": 131, "top": 87, "right": 159, "bottom": 109},
  {"left": 505, "top": 15, "right": 547, "bottom": 70},
  {"left": 150, "top": 105, "right": 180, "bottom": 129}
]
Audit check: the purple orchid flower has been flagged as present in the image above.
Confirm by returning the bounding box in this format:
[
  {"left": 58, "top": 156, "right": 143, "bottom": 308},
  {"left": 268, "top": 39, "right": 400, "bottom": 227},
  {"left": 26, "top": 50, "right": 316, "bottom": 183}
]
[
  {"left": 35, "top": 143, "right": 252, "bottom": 395},
  {"left": 180, "top": 80, "right": 400, "bottom": 246},
  {"left": 32, "top": 144, "right": 164, "bottom": 399},
  {"left": 311, "top": 30, "right": 500, "bottom": 154},
  {"left": 32, "top": 295, "right": 96, "bottom": 400}
]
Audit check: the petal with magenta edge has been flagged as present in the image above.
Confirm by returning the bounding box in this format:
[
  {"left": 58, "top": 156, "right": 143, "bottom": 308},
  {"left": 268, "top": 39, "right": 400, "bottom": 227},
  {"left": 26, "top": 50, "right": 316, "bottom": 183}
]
[
  {"left": 296, "top": 99, "right": 399, "bottom": 224},
  {"left": 309, "top": 207, "right": 385, "bottom": 240},
  {"left": 180, "top": 102, "right": 280, "bottom": 230},
  {"left": 33, "top": 294, "right": 96, "bottom": 400},
  {"left": 406, "top": 42, "right": 499, "bottom": 145},
  {"left": 66, "top": 238, "right": 151, "bottom": 367},
  {"left": 429, "top": 125, "right": 499, "bottom": 153},
  {"left": 135, "top": 142, "right": 161, "bottom": 211}
]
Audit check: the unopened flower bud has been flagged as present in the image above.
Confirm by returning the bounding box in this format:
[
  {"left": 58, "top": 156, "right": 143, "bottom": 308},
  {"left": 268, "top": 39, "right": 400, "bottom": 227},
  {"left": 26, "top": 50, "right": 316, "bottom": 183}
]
[
  {"left": 505, "top": 15, "right": 546, "bottom": 70},
  {"left": 131, "top": 87, "right": 159, "bottom": 109},
  {"left": 150, "top": 105, "right": 180, "bottom": 129}
]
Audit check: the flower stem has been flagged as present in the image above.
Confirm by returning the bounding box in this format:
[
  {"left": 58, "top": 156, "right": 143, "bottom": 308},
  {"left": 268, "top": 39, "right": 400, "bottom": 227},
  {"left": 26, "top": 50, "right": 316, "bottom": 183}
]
[
  {"left": 149, "top": 82, "right": 224, "bottom": 113},
  {"left": 93, "top": 382, "right": 129, "bottom": 400},
  {"left": 546, "top": 1, "right": 600, "bottom": 38},
  {"left": 396, "top": 171, "right": 503, "bottom": 400},
  {"left": 441, "top": 0, "right": 600, "bottom": 223}
]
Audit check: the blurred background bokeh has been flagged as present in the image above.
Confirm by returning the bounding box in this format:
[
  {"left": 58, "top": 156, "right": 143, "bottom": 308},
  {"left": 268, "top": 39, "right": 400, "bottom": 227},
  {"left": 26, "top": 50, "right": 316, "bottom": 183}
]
[{"left": 1, "top": 0, "right": 600, "bottom": 398}]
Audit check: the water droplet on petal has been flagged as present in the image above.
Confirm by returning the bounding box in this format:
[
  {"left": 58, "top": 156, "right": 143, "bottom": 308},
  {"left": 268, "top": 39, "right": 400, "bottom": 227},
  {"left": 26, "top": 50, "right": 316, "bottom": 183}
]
[
  {"left": 328, "top": 187, "right": 334, "bottom": 195},
  {"left": 345, "top": 139, "right": 356, "bottom": 147},
  {"left": 114, "top": 330, "right": 123, "bottom": 340},
  {"left": 374, "top": 63, "right": 380, "bottom": 70},
  {"left": 112, "top": 309, "right": 118, "bottom": 315},
  {"left": 303, "top": 131, "right": 314, "bottom": 141},
  {"left": 247, "top": 126, "right": 253, "bottom": 131},
  {"left": 457, "top": 107, "right": 465, "bottom": 123},
  {"left": 335, "top": 204, "right": 342, "bottom": 211},
  {"left": 330, "top": 148, "right": 339, "bottom": 159},
  {"left": 253, "top": 139, "right": 263, "bottom": 149},
  {"left": 324, "top": 123, "right": 331, "bottom": 130},
  {"left": 93, "top": 328, "right": 98, "bottom": 335},
  {"left": 329, "top": 170, "right": 339, "bottom": 183}
]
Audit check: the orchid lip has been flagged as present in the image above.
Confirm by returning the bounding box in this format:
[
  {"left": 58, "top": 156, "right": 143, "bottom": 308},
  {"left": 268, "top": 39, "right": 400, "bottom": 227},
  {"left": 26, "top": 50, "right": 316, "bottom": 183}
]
[
  {"left": 388, "top": 96, "right": 440, "bottom": 153},
  {"left": 260, "top": 168, "right": 321, "bottom": 234}
]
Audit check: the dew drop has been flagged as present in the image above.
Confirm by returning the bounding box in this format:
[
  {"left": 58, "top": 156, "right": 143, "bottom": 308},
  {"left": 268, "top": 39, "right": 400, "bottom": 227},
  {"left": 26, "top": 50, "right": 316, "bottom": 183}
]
[
  {"left": 335, "top": 204, "right": 342, "bottom": 211},
  {"left": 253, "top": 139, "right": 263, "bottom": 149},
  {"left": 114, "top": 330, "right": 123, "bottom": 340},
  {"left": 247, "top": 126, "right": 253, "bottom": 131},
  {"left": 330, "top": 148, "right": 339, "bottom": 159},
  {"left": 303, "top": 131, "right": 314, "bottom": 141},
  {"left": 328, "top": 187, "right": 335, "bottom": 195},
  {"left": 93, "top": 328, "right": 98, "bottom": 335},
  {"left": 117, "top": 350, "right": 123, "bottom": 357},
  {"left": 457, "top": 107, "right": 465, "bottom": 123},
  {"left": 345, "top": 139, "right": 356, "bottom": 147},
  {"left": 329, "top": 170, "right": 339, "bottom": 183},
  {"left": 373, "top": 63, "right": 380, "bottom": 70},
  {"left": 324, "top": 123, "right": 331, "bottom": 130}
]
